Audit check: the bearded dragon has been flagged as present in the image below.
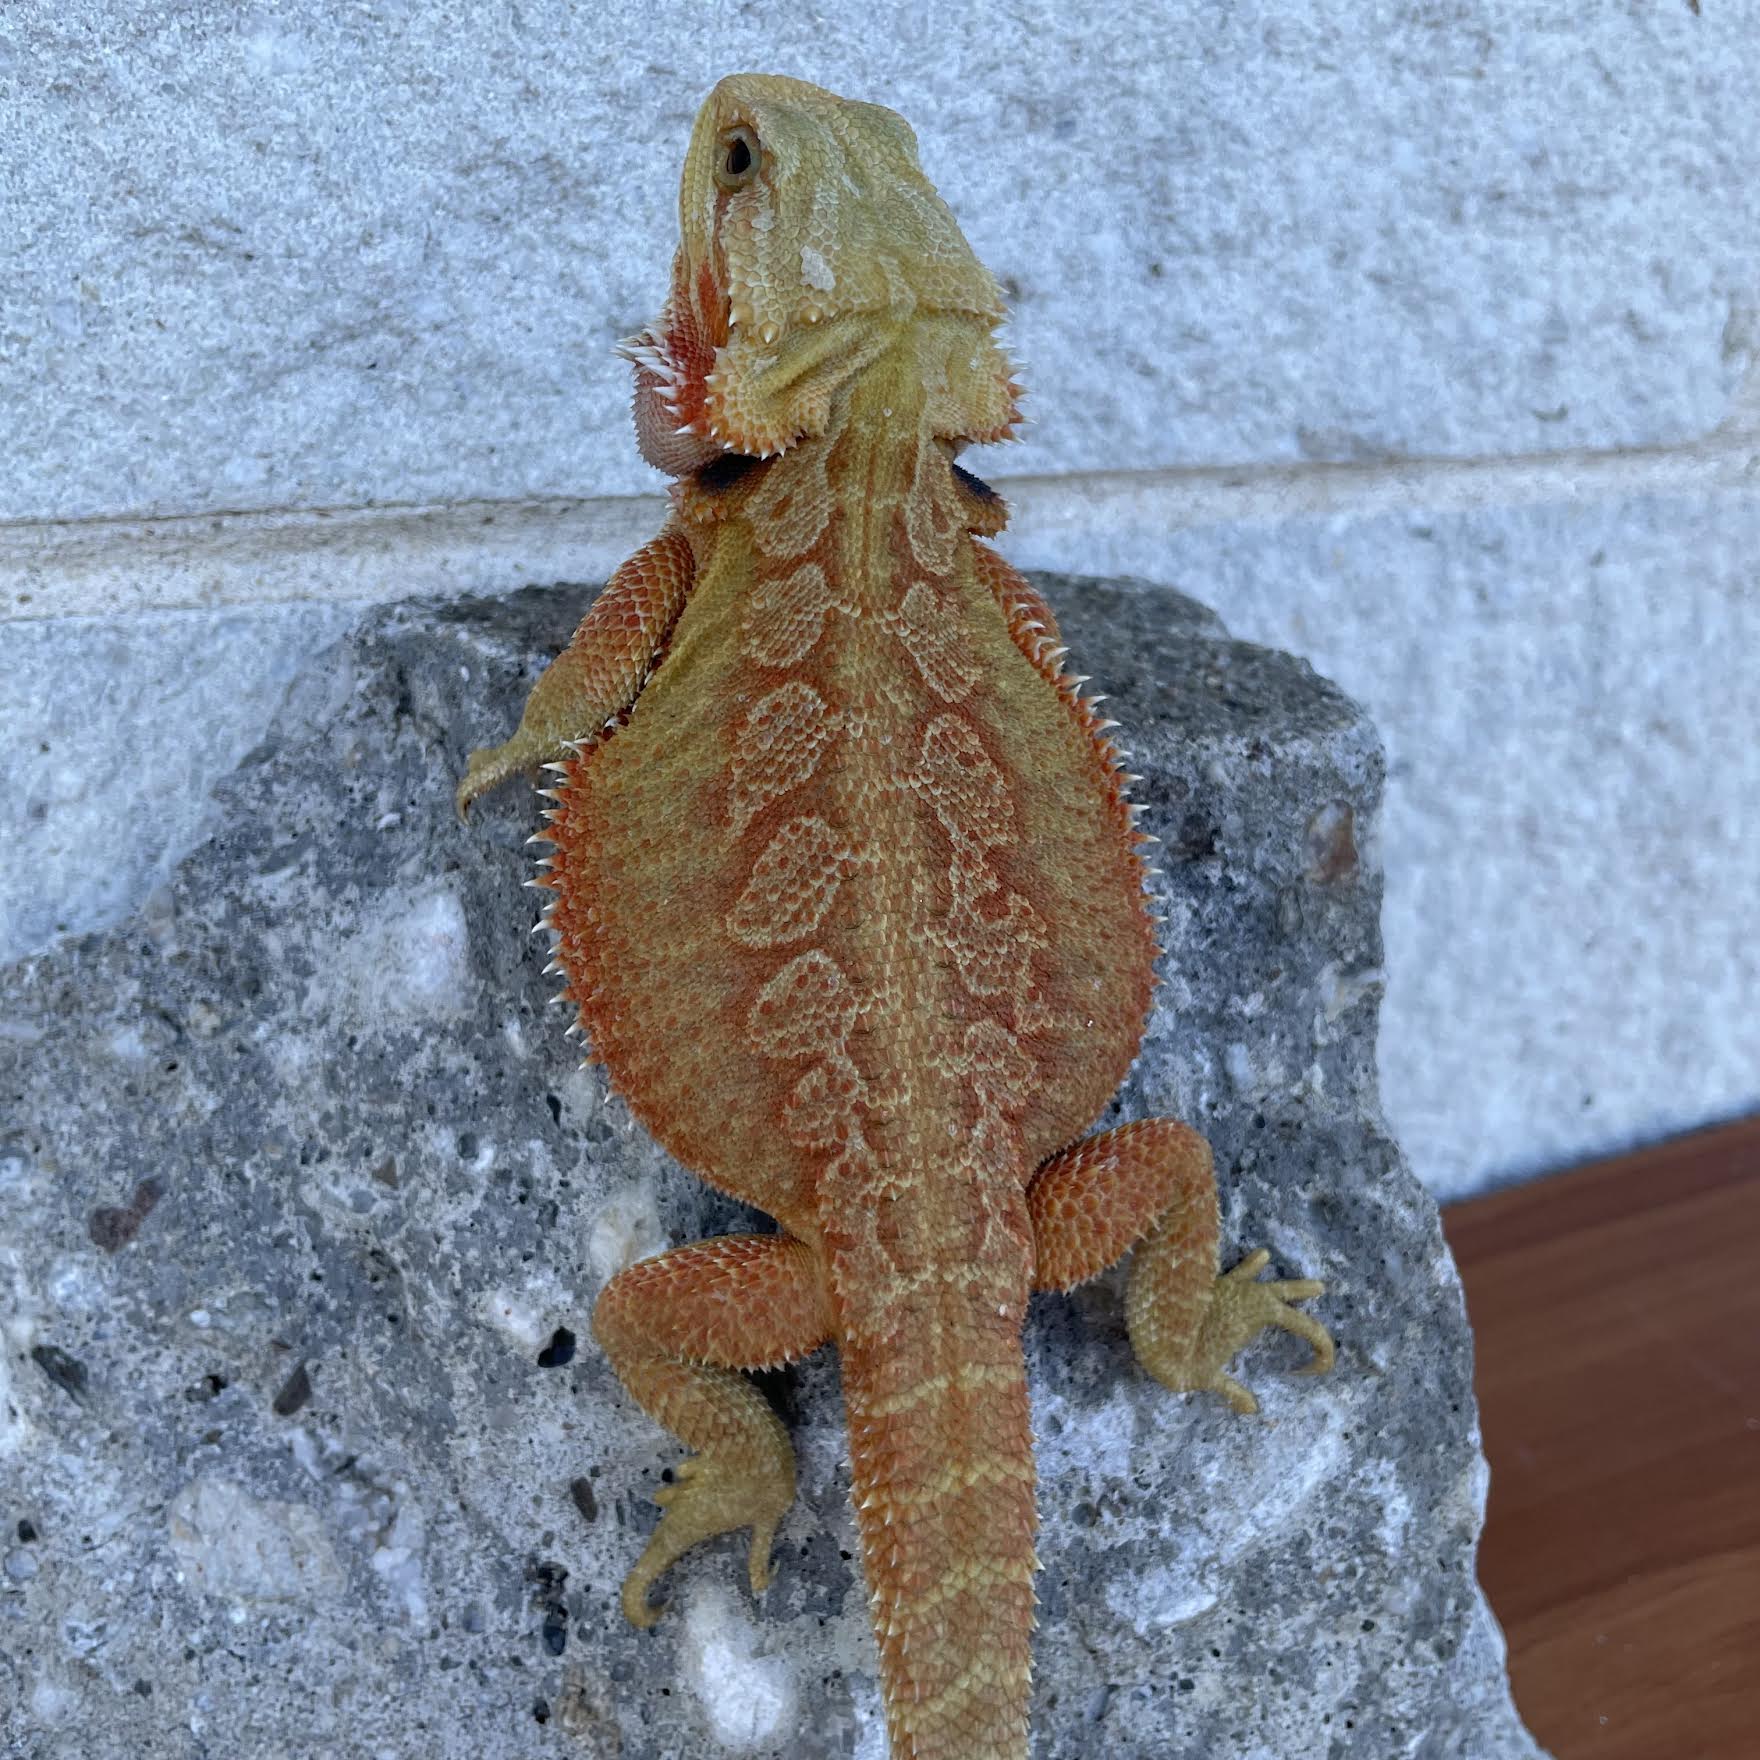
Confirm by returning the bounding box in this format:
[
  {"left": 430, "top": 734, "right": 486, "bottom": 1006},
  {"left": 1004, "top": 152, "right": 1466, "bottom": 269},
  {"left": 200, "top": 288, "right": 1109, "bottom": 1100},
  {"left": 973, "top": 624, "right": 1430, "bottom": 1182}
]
[{"left": 458, "top": 73, "right": 1333, "bottom": 1760}]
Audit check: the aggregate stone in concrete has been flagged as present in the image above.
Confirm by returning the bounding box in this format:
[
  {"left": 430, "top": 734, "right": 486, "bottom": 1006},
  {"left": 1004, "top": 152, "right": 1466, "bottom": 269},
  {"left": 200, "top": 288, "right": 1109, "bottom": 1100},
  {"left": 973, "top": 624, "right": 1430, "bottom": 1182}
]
[
  {"left": 5, "top": 2, "right": 1757, "bottom": 523},
  {"left": 0, "top": 580, "right": 1542, "bottom": 1758}
]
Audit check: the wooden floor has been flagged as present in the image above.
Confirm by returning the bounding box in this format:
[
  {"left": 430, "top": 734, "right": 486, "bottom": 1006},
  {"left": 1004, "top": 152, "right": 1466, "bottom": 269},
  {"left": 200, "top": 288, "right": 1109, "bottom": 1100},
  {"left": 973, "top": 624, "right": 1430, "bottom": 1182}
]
[{"left": 1444, "top": 1115, "right": 1760, "bottom": 1760}]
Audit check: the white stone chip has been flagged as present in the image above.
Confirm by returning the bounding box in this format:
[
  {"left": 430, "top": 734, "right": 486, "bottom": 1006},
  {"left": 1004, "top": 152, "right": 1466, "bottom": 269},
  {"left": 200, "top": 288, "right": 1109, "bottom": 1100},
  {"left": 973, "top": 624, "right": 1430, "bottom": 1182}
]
[
  {"left": 682, "top": 1585, "right": 795, "bottom": 1748},
  {"left": 167, "top": 1477, "right": 343, "bottom": 1604}
]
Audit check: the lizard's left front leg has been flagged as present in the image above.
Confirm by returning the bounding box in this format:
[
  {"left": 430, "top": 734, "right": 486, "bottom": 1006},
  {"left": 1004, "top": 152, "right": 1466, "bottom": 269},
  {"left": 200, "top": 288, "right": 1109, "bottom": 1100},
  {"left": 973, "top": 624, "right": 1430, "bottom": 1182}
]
[
  {"left": 593, "top": 1231, "right": 830, "bottom": 1628},
  {"left": 1028, "top": 1120, "right": 1333, "bottom": 1414},
  {"left": 457, "top": 523, "right": 697, "bottom": 817}
]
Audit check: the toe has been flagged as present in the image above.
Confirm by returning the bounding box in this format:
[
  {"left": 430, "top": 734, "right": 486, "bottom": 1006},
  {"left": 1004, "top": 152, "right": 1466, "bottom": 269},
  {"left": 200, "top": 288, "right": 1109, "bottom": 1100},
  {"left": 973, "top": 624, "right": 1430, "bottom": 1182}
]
[
  {"left": 1267, "top": 1278, "right": 1325, "bottom": 1303},
  {"left": 1268, "top": 1303, "right": 1335, "bottom": 1372},
  {"left": 748, "top": 1523, "right": 779, "bottom": 1595},
  {"left": 1216, "top": 1371, "right": 1259, "bottom": 1415},
  {"left": 621, "top": 1565, "right": 665, "bottom": 1630}
]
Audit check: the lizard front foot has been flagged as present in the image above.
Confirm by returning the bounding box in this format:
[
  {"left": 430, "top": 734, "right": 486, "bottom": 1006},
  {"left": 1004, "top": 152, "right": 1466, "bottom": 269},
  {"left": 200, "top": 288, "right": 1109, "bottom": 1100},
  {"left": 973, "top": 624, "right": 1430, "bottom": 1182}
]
[
  {"left": 621, "top": 1447, "right": 797, "bottom": 1629},
  {"left": 1129, "top": 1246, "right": 1334, "bottom": 1416},
  {"left": 455, "top": 735, "right": 535, "bottom": 821}
]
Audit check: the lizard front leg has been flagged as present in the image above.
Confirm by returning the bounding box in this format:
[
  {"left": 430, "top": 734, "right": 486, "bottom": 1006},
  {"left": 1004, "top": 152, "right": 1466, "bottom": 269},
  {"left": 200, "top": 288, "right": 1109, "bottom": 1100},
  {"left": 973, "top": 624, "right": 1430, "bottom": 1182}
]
[
  {"left": 456, "top": 524, "right": 697, "bottom": 817},
  {"left": 1027, "top": 1120, "right": 1334, "bottom": 1414},
  {"left": 593, "top": 1231, "right": 830, "bottom": 1627}
]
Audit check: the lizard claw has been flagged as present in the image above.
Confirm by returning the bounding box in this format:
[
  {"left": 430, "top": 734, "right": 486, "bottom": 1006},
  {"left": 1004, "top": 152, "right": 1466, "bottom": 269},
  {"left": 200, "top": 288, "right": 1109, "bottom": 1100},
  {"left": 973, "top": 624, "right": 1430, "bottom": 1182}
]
[{"left": 456, "top": 740, "right": 521, "bottom": 822}]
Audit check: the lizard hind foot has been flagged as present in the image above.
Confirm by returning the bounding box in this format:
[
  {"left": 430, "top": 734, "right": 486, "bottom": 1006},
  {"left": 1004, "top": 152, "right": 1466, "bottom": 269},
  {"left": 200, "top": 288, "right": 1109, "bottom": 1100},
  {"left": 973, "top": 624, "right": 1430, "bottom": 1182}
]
[
  {"left": 620, "top": 1449, "right": 795, "bottom": 1629},
  {"left": 1130, "top": 1245, "right": 1334, "bottom": 1417}
]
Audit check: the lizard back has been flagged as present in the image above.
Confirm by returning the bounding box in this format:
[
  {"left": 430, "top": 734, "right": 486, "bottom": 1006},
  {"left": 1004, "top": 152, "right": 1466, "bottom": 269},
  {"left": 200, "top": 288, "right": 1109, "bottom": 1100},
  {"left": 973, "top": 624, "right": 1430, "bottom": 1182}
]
[{"left": 542, "top": 394, "right": 1154, "bottom": 1228}]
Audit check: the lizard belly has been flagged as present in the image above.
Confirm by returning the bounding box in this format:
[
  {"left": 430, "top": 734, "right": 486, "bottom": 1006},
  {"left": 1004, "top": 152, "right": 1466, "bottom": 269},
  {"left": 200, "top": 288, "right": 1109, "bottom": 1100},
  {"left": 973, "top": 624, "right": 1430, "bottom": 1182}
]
[{"left": 543, "top": 539, "right": 1153, "bottom": 1221}]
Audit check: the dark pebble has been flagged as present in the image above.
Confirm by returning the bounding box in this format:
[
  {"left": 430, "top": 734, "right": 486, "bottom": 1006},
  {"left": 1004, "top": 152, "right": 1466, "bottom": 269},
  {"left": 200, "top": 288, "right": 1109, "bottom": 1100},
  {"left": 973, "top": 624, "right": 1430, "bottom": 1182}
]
[
  {"left": 31, "top": 1345, "right": 88, "bottom": 1401},
  {"left": 537, "top": 1327, "right": 576, "bottom": 1369},
  {"left": 272, "top": 1361, "right": 313, "bottom": 1417}
]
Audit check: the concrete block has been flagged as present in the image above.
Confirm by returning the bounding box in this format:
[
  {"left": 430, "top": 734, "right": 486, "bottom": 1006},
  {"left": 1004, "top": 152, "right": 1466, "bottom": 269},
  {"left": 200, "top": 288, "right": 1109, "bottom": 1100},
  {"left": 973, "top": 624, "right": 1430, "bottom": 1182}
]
[{"left": 0, "top": 584, "right": 1540, "bottom": 1758}]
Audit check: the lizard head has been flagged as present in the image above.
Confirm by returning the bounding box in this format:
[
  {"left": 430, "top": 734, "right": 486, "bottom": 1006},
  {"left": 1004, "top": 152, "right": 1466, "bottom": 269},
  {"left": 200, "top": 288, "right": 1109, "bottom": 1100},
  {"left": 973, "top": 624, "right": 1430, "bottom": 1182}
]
[{"left": 622, "top": 73, "right": 1020, "bottom": 471}]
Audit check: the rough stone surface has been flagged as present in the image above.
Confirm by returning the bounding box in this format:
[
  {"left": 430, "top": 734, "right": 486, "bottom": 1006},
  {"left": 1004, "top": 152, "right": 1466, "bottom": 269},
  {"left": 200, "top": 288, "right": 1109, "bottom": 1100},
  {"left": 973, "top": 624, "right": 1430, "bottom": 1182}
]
[
  {"left": 0, "top": 582, "right": 1539, "bottom": 1756},
  {"left": 0, "top": 602, "right": 356, "bottom": 964},
  {"left": 4, "top": 3, "right": 1757, "bottom": 524}
]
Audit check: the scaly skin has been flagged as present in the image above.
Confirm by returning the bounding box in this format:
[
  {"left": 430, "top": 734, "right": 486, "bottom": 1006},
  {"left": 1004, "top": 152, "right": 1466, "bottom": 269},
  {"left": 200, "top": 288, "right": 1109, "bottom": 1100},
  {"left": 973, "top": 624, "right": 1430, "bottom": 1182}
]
[{"left": 460, "top": 74, "right": 1333, "bottom": 1760}]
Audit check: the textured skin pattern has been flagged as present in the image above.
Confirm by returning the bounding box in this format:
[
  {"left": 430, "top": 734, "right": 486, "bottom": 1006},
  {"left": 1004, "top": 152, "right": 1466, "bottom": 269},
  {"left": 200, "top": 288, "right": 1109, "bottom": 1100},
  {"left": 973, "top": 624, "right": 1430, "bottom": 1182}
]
[{"left": 459, "top": 75, "right": 1333, "bottom": 1760}]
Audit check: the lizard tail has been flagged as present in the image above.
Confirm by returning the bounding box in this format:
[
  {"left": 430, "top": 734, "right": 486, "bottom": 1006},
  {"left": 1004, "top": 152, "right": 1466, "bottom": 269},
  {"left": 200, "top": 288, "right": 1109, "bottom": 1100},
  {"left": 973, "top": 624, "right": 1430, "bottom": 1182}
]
[{"left": 836, "top": 1264, "right": 1038, "bottom": 1760}]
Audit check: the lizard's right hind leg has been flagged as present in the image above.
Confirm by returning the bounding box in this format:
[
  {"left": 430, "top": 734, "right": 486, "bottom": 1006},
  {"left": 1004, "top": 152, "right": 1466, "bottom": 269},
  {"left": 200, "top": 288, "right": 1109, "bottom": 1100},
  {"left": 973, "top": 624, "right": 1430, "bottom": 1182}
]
[
  {"left": 1027, "top": 1119, "right": 1333, "bottom": 1414},
  {"left": 593, "top": 1230, "right": 829, "bottom": 1626}
]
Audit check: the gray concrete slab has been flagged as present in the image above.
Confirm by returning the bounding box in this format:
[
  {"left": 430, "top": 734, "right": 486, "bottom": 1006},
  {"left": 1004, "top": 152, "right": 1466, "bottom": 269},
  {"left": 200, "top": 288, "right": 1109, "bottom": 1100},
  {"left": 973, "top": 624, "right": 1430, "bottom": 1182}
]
[{"left": 0, "top": 583, "right": 1540, "bottom": 1759}]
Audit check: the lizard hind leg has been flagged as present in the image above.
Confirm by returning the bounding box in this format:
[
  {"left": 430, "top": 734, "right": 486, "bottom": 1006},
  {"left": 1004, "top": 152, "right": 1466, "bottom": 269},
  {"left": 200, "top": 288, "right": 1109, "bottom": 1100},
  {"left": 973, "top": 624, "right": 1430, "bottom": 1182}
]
[
  {"left": 592, "top": 1231, "right": 830, "bottom": 1628},
  {"left": 1027, "top": 1118, "right": 1333, "bottom": 1415}
]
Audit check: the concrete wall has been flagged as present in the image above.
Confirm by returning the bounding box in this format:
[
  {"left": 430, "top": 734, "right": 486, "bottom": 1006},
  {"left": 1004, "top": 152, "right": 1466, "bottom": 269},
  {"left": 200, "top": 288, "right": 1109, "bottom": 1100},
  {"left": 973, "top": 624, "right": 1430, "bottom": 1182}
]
[{"left": 4, "top": 2, "right": 1757, "bottom": 1198}]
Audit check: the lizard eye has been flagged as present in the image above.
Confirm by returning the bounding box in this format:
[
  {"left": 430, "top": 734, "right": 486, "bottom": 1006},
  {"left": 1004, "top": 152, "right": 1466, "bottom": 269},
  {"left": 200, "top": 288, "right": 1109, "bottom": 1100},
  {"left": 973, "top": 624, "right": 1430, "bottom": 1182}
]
[{"left": 715, "top": 125, "right": 760, "bottom": 191}]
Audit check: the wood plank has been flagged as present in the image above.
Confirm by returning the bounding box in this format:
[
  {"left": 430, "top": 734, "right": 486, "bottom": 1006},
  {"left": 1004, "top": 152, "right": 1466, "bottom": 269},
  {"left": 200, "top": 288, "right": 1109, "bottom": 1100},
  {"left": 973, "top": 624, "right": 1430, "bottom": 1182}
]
[{"left": 1444, "top": 1114, "right": 1760, "bottom": 1760}]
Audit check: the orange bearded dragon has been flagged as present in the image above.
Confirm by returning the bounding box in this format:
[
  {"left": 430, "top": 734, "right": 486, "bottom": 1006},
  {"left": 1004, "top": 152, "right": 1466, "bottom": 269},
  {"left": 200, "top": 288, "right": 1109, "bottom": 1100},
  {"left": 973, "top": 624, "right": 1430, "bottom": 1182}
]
[{"left": 459, "top": 72, "right": 1333, "bottom": 1760}]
